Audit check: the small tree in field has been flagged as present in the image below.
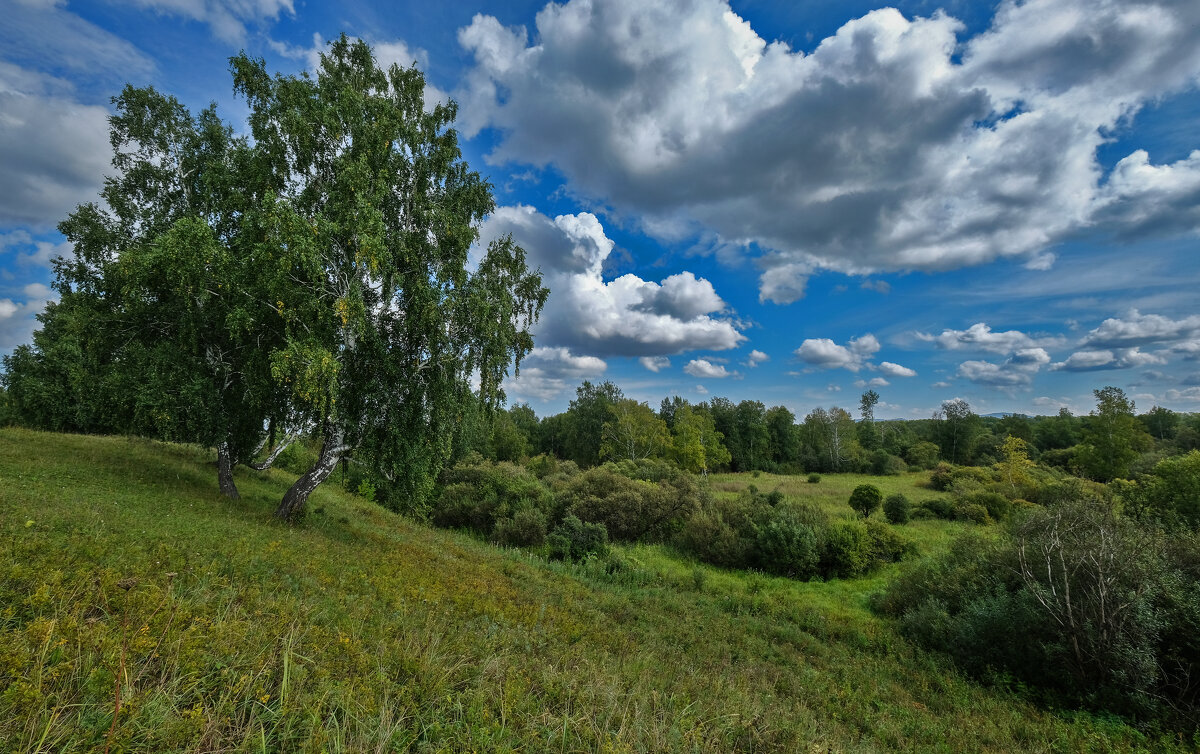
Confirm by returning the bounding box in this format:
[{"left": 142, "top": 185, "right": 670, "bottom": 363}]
[{"left": 849, "top": 484, "right": 883, "bottom": 518}]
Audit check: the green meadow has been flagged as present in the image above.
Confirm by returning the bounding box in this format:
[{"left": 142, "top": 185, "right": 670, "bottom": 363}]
[{"left": 0, "top": 428, "right": 1183, "bottom": 752}]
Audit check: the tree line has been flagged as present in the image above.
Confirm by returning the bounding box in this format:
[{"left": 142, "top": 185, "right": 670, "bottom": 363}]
[{"left": 451, "top": 380, "right": 1200, "bottom": 484}]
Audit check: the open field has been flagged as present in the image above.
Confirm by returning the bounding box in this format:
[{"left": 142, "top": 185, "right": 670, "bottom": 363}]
[{"left": 0, "top": 428, "right": 1184, "bottom": 752}]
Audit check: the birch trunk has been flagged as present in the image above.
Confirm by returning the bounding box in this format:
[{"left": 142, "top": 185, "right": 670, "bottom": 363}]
[
  {"left": 217, "top": 441, "right": 240, "bottom": 499},
  {"left": 275, "top": 426, "right": 346, "bottom": 520}
]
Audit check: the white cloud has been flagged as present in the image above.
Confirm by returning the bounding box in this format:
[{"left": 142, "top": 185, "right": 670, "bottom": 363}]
[
  {"left": 123, "top": 0, "right": 294, "bottom": 44},
  {"left": 0, "top": 231, "right": 72, "bottom": 267},
  {"left": 477, "top": 205, "right": 745, "bottom": 357},
  {"left": 1, "top": 2, "right": 154, "bottom": 82},
  {"left": 684, "top": 358, "right": 733, "bottom": 379},
  {"left": 504, "top": 346, "right": 606, "bottom": 402},
  {"left": 915, "top": 322, "right": 1063, "bottom": 354},
  {"left": 695, "top": 384, "right": 709, "bottom": 395},
  {"left": 1166, "top": 387, "right": 1200, "bottom": 402},
  {"left": 639, "top": 355, "right": 670, "bottom": 372},
  {"left": 1080, "top": 309, "right": 1200, "bottom": 348},
  {"left": 457, "top": 0, "right": 1200, "bottom": 301},
  {"left": 878, "top": 361, "right": 917, "bottom": 378},
  {"left": 1051, "top": 347, "right": 1166, "bottom": 372},
  {"left": 855, "top": 377, "right": 890, "bottom": 388},
  {"left": 745, "top": 349, "right": 769, "bottom": 367},
  {"left": 0, "top": 63, "right": 114, "bottom": 228},
  {"left": 860, "top": 280, "right": 891, "bottom": 294},
  {"left": 795, "top": 334, "right": 879, "bottom": 372},
  {"left": 957, "top": 346, "right": 1051, "bottom": 388}
]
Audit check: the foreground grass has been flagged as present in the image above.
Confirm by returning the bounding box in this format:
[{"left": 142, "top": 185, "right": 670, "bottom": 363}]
[{"left": 0, "top": 429, "right": 1186, "bottom": 752}]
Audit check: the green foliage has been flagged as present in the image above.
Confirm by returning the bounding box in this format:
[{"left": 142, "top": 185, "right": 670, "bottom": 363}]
[
  {"left": 1076, "top": 387, "right": 1152, "bottom": 482},
  {"left": 493, "top": 508, "right": 548, "bottom": 548},
  {"left": 883, "top": 493, "right": 911, "bottom": 524},
  {"left": 546, "top": 514, "right": 609, "bottom": 561},
  {"left": 563, "top": 381, "right": 623, "bottom": 467},
  {"left": 807, "top": 473, "right": 821, "bottom": 484},
  {"left": 1124, "top": 450, "right": 1200, "bottom": 528},
  {"left": 869, "top": 449, "right": 907, "bottom": 476},
  {"left": 905, "top": 441, "right": 941, "bottom": 470},
  {"left": 600, "top": 399, "right": 671, "bottom": 462},
  {"left": 881, "top": 493, "right": 1200, "bottom": 725},
  {"left": 432, "top": 459, "right": 554, "bottom": 537},
  {"left": 849, "top": 484, "right": 883, "bottom": 518},
  {"left": 560, "top": 464, "right": 700, "bottom": 542},
  {"left": 752, "top": 509, "right": 821, "bottom": 579},
  {"left": 669, "top": 403, "right": 730, "bottom": 474}
]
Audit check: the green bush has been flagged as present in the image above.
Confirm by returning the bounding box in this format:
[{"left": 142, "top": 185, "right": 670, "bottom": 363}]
[
  {"left": 753, "top": 510, "right": 820, "bottom": 579},
  {"left": 920, "top": 497, "right": 956, "bottom": 520},
  {"left": 547, "top": 514, "right": 609, "bottom": 561},
  {"left": 432, "top": 459, "right": 553, "bottom": 537},
  {"left": 676, "top": 509, "right": 750, "bottom": 569},
  {"left": 883, "top": 493, "right": 911, "bottom": 524},
  {"left": 928, "top": 463, "right": 955, "bottom": 491},
  {"left": 821, "top": 521, "right": 872, "bottom": 578},
  {"left": 807, "top": 473, "right": 821, "bottom": 484},
  {"left": 560, "top": 465, "right": 701, "bottom": 542},
  {"left": 962, "top": 490, "right": 1011, "bottom": 522},
  {"left": 849, "top": 484, "right": 883, "bottom": 518},
  {"left": 493, "top": 507, "right": 548, "bottom": 547},
  {"left": 956, "top": 502, "right": 990, "bottom": 525},
  {"left": 869, "top": 449, "right": 907, "bottom": 476}
]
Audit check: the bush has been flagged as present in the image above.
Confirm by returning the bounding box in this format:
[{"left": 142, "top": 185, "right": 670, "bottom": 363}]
[
  {"left": 883, "top": 493, "right": 911, "bottom": 524},
  {"left": 547, "top": 514, "right": 609, "bottom": 561},
  {"left": 928, "top": 463, "right": 955, "bottom": 491},
  {"left": 906, "top": 441, "right": 941, "bottom": 470},
  {"left": 869, "top": 449, "right": 907, "bottom": 476},
  {"left": 821, "top": 521, "right": 872, "bottom": 578},
  {"left": 493, "top": 508, "right": 547, "bottom": 547},
  {"left": 807, "top": 473, "right": 821, "bottom": 484},
  {"left": 432, "top": 459, "right": 553, "bottom": 537},
  {"left": 753, "top": 510, "right": 820, "bottom": 579},
  {"left": 561, "top": 465, "right": 701, "bottom": 542},
  {"left": 849, "top": 484, "right": 883, "bottom": 518},
  {"left": 920, "top": 497, "right": 956, "bottom": 520},
  {"left": 956, "top": 502, "right": 990, "bottom": 525},
  {"left": 962, "top": 491, "right": 1011, "bottom": 522},
  {"left": 879, "top": 498, "right": 1200, "bottom": 723},
  {"left": 676, "top": 510, "right": 749, "bottom": 569}
]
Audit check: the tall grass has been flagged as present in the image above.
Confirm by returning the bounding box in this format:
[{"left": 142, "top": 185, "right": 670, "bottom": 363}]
[{"left": 0, "top": 428, "right": 1183, "bottom": 752}]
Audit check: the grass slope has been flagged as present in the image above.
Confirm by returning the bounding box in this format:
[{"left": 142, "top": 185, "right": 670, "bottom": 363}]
[{"left": 0, "top": 429, "right": 1182, "bottom": 752}]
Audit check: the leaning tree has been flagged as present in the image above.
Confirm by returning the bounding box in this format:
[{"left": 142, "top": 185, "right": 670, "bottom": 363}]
[{"left": 231, "top": 37, "right": 546, "bottom": 519}]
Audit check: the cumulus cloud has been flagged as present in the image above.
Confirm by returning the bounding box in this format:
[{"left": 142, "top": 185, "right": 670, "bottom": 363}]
[
  {"left": 684, "top": 358, "right": 734, "bottom": 379},
  {"left": 1166, "top": 387, "right": 1200, "bottom": 402},
  {"left": 1051, "top": 347, "right": 1165, "bottom": 372},
  {"left": 878, "top": 361, "right": 917, "bottom": 378},
  {"left": 477, "top": 205, "right": 745, "bottom": 357},
  {"left": 1080, "top": 309, "right": 1200, "bottom": 348},
  {"left": 957, "top": 347, "right": 1051, "bottom": 388},
  {"left": 457, "top": 0, "right": 1200, "bottom": 301},
  {"left": 915, "top": 322, "right": 1063, "bottom": 354},
  {"left": 639, "top": 355, "right": 670, "bottom": 372},
  {"left": 855, "top": 377, "right": 889, "bottom": 388},
  {"left": 0, "top": 231, "right": 71, "bottom": 267},
  {"left": 0, "top": 63, "right": 114, "bottom": 228},
  {"left": 504, "top": 346, "right": 606, "bottom": 402},
  {"left": 745, "top": 349, "right": 769, "bottom": 367},
  {"left": 795, "top": 334, "right": 879, "bottom": 372}
]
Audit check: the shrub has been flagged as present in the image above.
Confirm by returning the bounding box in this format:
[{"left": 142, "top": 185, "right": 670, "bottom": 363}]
[
  {"left": 849, "top": 484, "right": 883, "bottom": 518},
  {"left": 865, "top": 519, "right": 914, "bottom": 563},
  {"left": 906, "top": 441, "right": 941, "bottom": 470},
  {"left": 547, "top": 514, "right": 609, "bottom": 561},
  {"left": 561, "top": 466, "right": 701, "bottom": 542},
  {"left": 753, "top": 510, "right": 820, "bottom": 579},
  {"left": 962, "top": 491, "right": 1011, "bottom": 522},
  {"left": 821, "top": 521, "right": 872, "bottom": 578},
  {"left": 432, "top": 459, "right": 553, "bottom": 536},
  {"left": 956, "top": 502, "right": 991, "bottom": 525},
  {"left": 493, "top": 508, "right": 547, "bottom": 547},
  {"left": 928, "top": 463, "right": 955, "bottom": 491},
  {"left": 883, "top": 493, "right": 911, "bottom": 524},
  {"left": 807, "top": 473, "right": 821, "bottom": 484},
  {"left": 920, "top": 497, "right": 956, "bottom": 520},
  {"left": 869, "top": 449, "right": 907, "bottom": 476},
  {"left": 766, "top": 489, "right": 785, "bottom": 506},
  {"left": 676, "top": 510, "right": 749, "bottom": 569}
]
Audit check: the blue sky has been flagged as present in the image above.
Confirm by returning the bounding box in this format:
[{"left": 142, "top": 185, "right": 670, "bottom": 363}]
[{"left": 2, "top": 0, "right": 1200, "bottom": 419}]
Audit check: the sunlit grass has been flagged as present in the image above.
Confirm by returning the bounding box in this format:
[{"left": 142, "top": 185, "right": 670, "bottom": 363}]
[{"left": 0, "top": 427, "right": 1182, "bottom": 752}]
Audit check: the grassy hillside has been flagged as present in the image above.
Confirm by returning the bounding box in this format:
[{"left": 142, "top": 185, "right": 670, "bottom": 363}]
[{"left": 0, "top": 428, "right": 1183, "bottom": 752}]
